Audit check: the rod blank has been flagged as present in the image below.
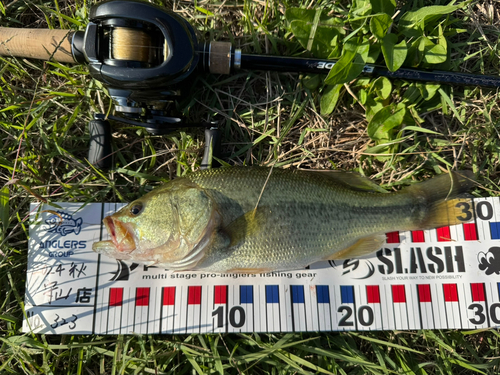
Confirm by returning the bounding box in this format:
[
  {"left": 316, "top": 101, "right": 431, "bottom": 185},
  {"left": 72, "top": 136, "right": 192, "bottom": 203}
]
[{"left": 237, "top": 53, "right": 500, "bottom": 88}]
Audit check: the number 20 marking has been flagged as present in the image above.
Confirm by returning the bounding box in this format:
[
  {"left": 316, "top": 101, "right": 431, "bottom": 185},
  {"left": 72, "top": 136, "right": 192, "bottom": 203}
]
[{"left": 338, "top": 305, "right": 374, "bottom": 327}]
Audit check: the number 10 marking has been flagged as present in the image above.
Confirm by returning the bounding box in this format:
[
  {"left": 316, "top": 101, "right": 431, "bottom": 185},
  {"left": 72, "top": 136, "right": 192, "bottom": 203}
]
[{"left": 212, "top": 306, "right": 246, "bottom": 329}]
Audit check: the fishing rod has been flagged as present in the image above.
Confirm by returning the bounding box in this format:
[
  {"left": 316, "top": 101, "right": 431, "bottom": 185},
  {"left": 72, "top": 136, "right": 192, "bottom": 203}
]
[{"left": 1, "top": 0, "right": 499, "bottom": 168}]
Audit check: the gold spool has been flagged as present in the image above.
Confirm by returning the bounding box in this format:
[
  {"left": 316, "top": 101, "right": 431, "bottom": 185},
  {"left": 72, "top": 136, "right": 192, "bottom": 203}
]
[{"left": 111, "top": 27, "right": 151, "bottom": 62}]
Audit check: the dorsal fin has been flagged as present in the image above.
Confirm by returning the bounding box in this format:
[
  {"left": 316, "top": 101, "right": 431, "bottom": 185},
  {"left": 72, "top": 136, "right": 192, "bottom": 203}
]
[{"left": 308, "top": 170, "right": 388, "bottom": 193}]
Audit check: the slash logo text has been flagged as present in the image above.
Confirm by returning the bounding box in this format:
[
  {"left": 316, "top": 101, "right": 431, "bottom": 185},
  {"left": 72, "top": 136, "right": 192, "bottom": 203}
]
[
  {"left": 377, "top": 246, "right": 465, "bottom": 274},
  {"left": 335, "top": 246, "right": 466, "bottom": 279}
]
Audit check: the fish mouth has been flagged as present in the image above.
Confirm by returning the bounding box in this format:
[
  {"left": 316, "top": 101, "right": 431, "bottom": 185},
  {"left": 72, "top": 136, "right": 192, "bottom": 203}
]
[{"left": 104, "top": 216, "right": 136, "bottom": 253}]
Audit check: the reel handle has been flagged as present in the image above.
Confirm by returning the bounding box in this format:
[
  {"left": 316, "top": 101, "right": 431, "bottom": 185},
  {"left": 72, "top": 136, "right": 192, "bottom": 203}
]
[
  {"left": 0, "top": 27, "right": 81, "bottom": 63},
  {"left": 88, "top": 119, "right": 112, "bottom": 169}
]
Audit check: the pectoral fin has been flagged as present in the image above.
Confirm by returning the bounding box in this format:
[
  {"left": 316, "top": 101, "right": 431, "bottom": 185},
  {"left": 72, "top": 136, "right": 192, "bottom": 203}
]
[
  {"left": 325, "top": 234, "right": 386, "bottom": 260},
  {"left": 223, "top": 207, "right": 270, "bottom": 247}
]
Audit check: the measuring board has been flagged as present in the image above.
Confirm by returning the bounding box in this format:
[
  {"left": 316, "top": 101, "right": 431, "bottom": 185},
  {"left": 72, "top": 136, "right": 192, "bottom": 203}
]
[{"left": 23, "top": 199, "right": 500, "bottom": 334}]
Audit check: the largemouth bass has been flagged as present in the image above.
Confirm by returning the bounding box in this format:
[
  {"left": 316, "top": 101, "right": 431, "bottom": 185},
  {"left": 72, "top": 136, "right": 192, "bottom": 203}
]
[{"left": 92, "top": 167, "right": 474, "bottom": 272}]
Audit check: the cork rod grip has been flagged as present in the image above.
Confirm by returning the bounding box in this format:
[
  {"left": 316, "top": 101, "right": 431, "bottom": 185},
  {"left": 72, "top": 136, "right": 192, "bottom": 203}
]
[{"left": 0, "top": 28, "right": 76, "bottom": 63}]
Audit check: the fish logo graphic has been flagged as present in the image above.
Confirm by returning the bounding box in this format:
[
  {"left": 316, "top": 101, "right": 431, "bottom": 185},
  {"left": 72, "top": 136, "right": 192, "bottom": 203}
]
[
  {"left": 109, "top": 260, "right": 139, "bottom": 281},
  {"left": 478, "top": 247, "right": 500, "bottom": 275},
  {"left": 45, "top": 211, "right": 83, "bottom": 236}
]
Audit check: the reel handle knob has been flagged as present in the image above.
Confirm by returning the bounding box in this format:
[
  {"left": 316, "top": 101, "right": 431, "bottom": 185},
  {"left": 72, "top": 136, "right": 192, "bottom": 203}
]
[
  {"left": 88, "top": 119, "right": 112, "bottom": 169},
  {"left": 201, "top": 127, "right": 221, "bottom": 170}
]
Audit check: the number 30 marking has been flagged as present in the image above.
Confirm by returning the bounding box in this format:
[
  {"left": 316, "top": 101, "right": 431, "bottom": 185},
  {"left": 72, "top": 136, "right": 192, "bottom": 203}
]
[{"left": 455, "top": 202, "right": 473, "bottom": 222}]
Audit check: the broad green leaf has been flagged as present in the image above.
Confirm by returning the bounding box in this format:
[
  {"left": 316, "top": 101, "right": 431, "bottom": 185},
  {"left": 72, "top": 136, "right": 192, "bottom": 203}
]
[
  {"left": 381, "top": 34, "right": 407, "bottom": 72},
  {"left": 423, "top": 25, "right": 448, "bottom": 64},
  {"left": 404, "top": 106, "right": 420, "bottom": 126},
  {"left": 437, "top": 24, "right": 447, "bottom": 51},
  {"left": 370, "top": 0, "right": 396, "bottom": 16},
  {"left": 359, "top": 88, "right": 368, "bottom": 104},
  {"left": 400, "top": 4, "right": 462, "bottom": 26},
  {"left": 286, "top": 8, "right": 344, "bottom": 28},
  {"left": 350, "top": 0, "right": 372, "bottom": 31},
  {"left": 315, "top": 26, "right": 343, "bottom": 58},
  {"left": 403, "top": 83, "right": 422, "bottom": 103},
  {"left": 355, "top": 77, "right": 372, "bottom": 87},
  {"left": 367, "top": 103, "right": 406, "bottom": 141},
  {"left": 289, "top": 21, "right": 333, "bottom": 58},
  {"left": 286, "top": 8, "right": 344, "bottom": 59},
  {"left": 303, "top": 74, "right": 321, "bottom": 90},
  {"left": 411, "top": 36, "right": 447, "bottom": 65},
  {"left": 351, "top": 0, "right": 372, "bottom": 16},
  {"left": 325, "top": 39, "right": 369, "bottom": 85},
  {"left": 290, "top": 20, "right": 343, "bottom": 59},
  {"left": 365, "top": 97, "right": 385, "bottom": 122},
  {"left": 371, "top": 77, "right": 392, "bottom": 100},
  {"left": 405, "top": 37, "right": 424, "bottom": 67},
  {"left": 399, "top": 4, "right": 462, "bottom": 37},
  {"left": 423, "top": 43, "right": 447, "bottom": 64},
  {"left": 416, "top": 83, "right": 440, "bottom": 100},
  {"left": 320, "top": 84, "right": 343, "bottom": 115},
  {"left": 327, "top": 35, "right": 341, "bottom": 59},
  {"left": 370, "top": 13, "right": 392, "bottom": 39},
  {"left": 367, "top": 41, "right": 381, "bottom": 63}
]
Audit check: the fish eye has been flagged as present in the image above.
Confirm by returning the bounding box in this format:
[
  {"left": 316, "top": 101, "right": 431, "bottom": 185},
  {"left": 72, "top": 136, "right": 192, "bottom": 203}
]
[{"left": 130, "top": 202, "right": 143, "bottom": 216}]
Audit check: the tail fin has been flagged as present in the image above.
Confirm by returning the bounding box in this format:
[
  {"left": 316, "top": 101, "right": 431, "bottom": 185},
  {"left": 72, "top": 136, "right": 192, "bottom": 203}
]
[
  {"left": 405, "top": 171, "right": 476, "bottom": 228},
  {"left": 425, "top": 198, "right": 474, "bottom": 228}
]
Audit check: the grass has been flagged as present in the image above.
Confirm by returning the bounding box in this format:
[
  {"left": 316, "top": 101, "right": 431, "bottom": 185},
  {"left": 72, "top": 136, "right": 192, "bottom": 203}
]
[{"left": 1, "top": 0, "right": 500, "bottom": 373}]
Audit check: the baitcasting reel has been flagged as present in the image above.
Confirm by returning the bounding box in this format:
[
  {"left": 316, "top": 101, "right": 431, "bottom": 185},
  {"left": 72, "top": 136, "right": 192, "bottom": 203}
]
[{"left": 75, "top": 0, "right": 222, "bottom": 168}]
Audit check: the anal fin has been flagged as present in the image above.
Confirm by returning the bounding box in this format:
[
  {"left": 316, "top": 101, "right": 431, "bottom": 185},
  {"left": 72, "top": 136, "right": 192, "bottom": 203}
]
[
  {"left": 325, "top": 234, "right": 386, "bottom": 260},
  {"left": 226, "top": 267, "right": 273, "bottom": 274}
]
